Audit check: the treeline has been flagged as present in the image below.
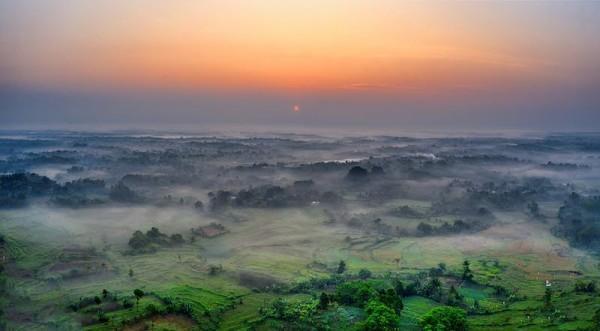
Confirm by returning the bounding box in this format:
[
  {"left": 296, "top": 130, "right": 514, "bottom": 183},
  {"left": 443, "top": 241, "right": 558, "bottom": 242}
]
[
  {"left": 208, "top": 180, "right": 342, "bottom": 210},
  {"left": 259, "top": 261, "right": 472, "bottom": 330},
  {"left": 432, "top": 178, "right": 556, "bottom": 215},
  {"left": 553, "top": 193, "right": 600, "bottom": 250},
  {"left": 127, "top": 227, "right": 185, "bottom": 254},
  {"left": 0, "top": 172, "right": 204, "bottom": 209},
  {"left": 416, "top": 219, "right": 489, "bottom": 237}
]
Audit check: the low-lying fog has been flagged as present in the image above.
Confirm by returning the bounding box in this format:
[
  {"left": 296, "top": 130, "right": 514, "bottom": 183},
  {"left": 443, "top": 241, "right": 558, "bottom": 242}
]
[{"left": 2, "top": 130, "right": 600, "bottom": 329}]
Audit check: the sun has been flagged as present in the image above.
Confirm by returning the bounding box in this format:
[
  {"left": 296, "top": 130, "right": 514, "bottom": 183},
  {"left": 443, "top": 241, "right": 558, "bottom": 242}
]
[{"left": 293, "top": 105, "right": 300, "bottom": 112}]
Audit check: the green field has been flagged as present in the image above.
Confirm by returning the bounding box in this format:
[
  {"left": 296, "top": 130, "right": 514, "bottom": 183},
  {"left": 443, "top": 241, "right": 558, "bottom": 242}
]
[{"left": 2, "top": 201, "right": 600, "bottom": 330}]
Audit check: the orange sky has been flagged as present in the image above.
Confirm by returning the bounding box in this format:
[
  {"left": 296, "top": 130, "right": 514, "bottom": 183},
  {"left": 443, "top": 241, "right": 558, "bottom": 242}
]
[
  {"left": 2, "top": 0, "right": 596, "bottom": 93},
  {"left": 2, "top": 1, "right": 600, "bottom": 131}
]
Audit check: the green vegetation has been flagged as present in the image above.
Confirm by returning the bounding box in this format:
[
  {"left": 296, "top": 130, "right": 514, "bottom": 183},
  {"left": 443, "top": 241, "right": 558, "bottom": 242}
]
[
  {"left": 3, "top": 132, "right": 600, "bottom": 330},
  {"left": 127, "top": 227, "right": 185, "bottom": 254},
  {"left": 419, "top": 306, "right": 468, "bottom": 331}
]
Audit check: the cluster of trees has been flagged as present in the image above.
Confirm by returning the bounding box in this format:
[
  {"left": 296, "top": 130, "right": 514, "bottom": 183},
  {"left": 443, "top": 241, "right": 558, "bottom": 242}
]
[
  {"left": 416, "top": 219, "right": 488, "bottom": 237},
  {"left": 0, "top": 173, "right": 58, "bottom": 208},
  {"left": 0, "top": 173, "right": 151, "bottom": 208},
  {"left": 69, "top": 288, "right": 196, "bottom": 328},
  {"left": 388, "top": 205, "right": 426, "bottom": 218},
  {"left": 265, "top": 268, "right": 472, "bottom": 331},
  {"left": 553, "top": 193, "right": 600, "bottom": 250},
  {"left": 541, "top": 161, "right": 588, "bottom": 170},
  {"left": 68, "top": 288, "right": 144, "bottom": 325},
  {"left": 345, "top": 165, "right": 384, "bottom": 182},
  {"left": 127, "top": 227, "right": 185, "bottom": 254},
  {"left": 208, "top": 183, "right": 342, "bottom": 210},
  {"left": 264, "top": 278, "right": 404, "bottom": 330},
  {"left": 467, "top": 179, "right": 554, "bottom": 210},
  {"left": 109, "top": 182, "right": 145, "bottom": 204},
  {"left": 419, "top": 306, "right": 468, "bottom": 331},
  {"left": 266, "top": 259, "right": 477, "bottom": 330},
  {"left": 433, "top": 178, "right": 554, "bottom": 216},
  {"left": 574, "top": 280, "right": 596, "bottom": 293}
]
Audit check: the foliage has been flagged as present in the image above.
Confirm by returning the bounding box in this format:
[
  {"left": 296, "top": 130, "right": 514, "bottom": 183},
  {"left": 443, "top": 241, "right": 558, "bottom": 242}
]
[
  {"left": 553, "top": 193, "right": 600, "bottom": 250},
  {"left": 109, "top": 182, "right": 144, "bottom": 203},
  {"left": 574, "top": 280, "right": 596, "bottom": 293},
  {"left": 134, "top": 289, "right": 145, "bottom": 306},
  {"left": 377, "top": 288, "right": 403, "bottom": 314},
  {"left": 419, "top": 306, "right": 468, "bottom": 331},
  {"left": 360, "top": 299, "right": 400, "bottom": 331},
  {"left": 127, "top": 227, "right": 185, "bottom": 253},
  {"left": 462, "top": 260, "right": 474, "bottom": 281},
  {"left": 543, "top": 287, "right": 553, "bottom": 311},
  {"left": 359, "top": 268, "right": 373, "bottom": 280},
  {"left": 264, "top": 297, "right": 319, "bottom": 324},
  {"left": 335, "top": 281, "right": 376, "bottom": 307},
  {"left": 318, "top": 292, "right": 330, "bottom": 310},
  {"left": 346, "top": 166, "right": 369, "bottom": 181},
  {"left": 417, "top": 220, "right": 488, "bottom": 236}
]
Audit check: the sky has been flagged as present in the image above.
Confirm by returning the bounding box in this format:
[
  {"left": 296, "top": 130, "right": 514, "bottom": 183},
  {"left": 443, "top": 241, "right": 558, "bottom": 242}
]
[{"left": 1, "top": 0, "right": 599, "bottom": 132}]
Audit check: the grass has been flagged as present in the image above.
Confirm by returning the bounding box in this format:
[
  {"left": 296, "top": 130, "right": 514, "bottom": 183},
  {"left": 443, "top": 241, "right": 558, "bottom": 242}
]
[
  {"left": 3, "top": 205, "right": 600, "bottom": 330},
  {"left": 399, "top": 296, "right": 440, "bottom": 330}
]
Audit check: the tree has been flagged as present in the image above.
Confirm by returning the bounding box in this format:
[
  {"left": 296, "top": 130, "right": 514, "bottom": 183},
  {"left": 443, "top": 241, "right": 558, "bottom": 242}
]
[
  {"left": 378, "top": 288, "right": 403, "bottom": 314},
  {"left": 462, "top": 260, "right": 473, "bottom": 281},
  {"left": 335, "top": 281, "right": 375, "bottom": 307},
  {"left": 543, "top": 286, "right": 553, "bottom": 311},
  {"left": 109, "top": 182, "right": 142, "bottom": 203},
  {"left": 447, "top": 285, "right": 463, "bottom": 306},
  {"left": 420, "top": 306, "right": 468, "bottom": 331},
  {"left": 423, "top": 278, "right": 443, "bottom": 300},
  {"left": 133, "top": 289, "right": 144, "bottom": 308},
  {"left": 393, "top": 279, "right": 404, "bottom": 296},
  {"left": 358, "top": 268, "right": 372, "bottom": 280},
  {"left": 575, "top": 280, "right": 596, "bottom": 293},
  {"left": 361, "top": 299, "right": 400, "bottom": 331},
  {"left": 94, "top": 296, "right": 102, "bottom": 305},
  {"left": 417, "top": 222, "right": 434, "bottom": 236},
  {"left": 337, "top": 260, "right": 347, "bottom": 274},
  {"left": 346, "top": 166, "right": 369, "bottom": 181},
  {"left": 318, "top": 292, "right": 330, "bottom": 310},
  {"left": 593, "top": 308, "right": 600, "bottom": 330},
  {"left": 128, "top": 231, "right": 149, "bottom": 250},
  {"left": 527, "top": 201, "right": 540, "bottom": 216},
  {"left": 102, "top": 289, "right": 109, "bottom": 299},
  {"left": 128, "top": 268, "right": 134, "bottom": 278}
]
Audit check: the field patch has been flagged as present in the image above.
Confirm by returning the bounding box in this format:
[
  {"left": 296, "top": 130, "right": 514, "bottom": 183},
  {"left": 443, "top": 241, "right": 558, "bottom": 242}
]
[{"left": 399, "top": 296, "right": 440, "bottom": 330}]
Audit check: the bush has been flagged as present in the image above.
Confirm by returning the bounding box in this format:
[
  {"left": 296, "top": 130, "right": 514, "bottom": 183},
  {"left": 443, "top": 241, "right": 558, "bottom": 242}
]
[
  {"left": 122, "top": 299, "right": 134, "bottom": 309},
  {"left": 574, "top": 280, "right": 596, "bottom": 293},
  {"left": 358, "top": 269, "right": 372, "bottom": 280},
  {"left": 335, "top": 281, "right": 375, "bottom": 307},
  {"left": 420, "top": 306, "right": 468, "bottom": 331},
  {"left": 145, "top": 303, "right": 160, "bottom": 315},
  {"left": 360, "top": 299, "right": 400, "bottom": 331}
]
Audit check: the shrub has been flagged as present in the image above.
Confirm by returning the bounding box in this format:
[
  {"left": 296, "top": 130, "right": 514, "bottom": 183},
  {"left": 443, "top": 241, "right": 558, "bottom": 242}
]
[
  {"left": 360, "top": 299, "right": 400, "bottom": 331},
  {"left": 420, "top": 306, "right": 468, "bottom": 331}
]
